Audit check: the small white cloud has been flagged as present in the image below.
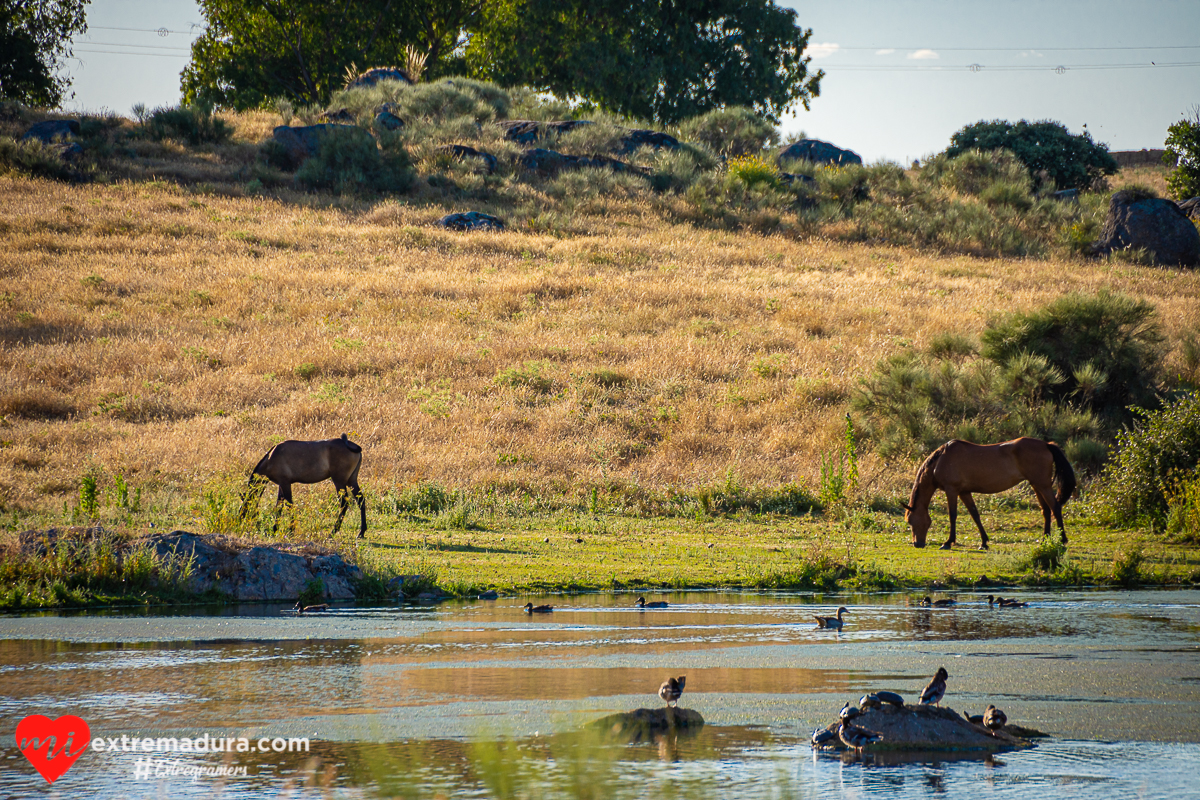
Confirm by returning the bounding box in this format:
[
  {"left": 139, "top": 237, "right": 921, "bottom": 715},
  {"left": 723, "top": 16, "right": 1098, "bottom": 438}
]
[
  {"left": 907, "top": 49, "right": 940, "bottom": 60},
  {"left": 808, "top": 42, "right": 840, "bottom": 59},
  {"left": 875, "top": 48, "right": 895, "bottom": 55}
]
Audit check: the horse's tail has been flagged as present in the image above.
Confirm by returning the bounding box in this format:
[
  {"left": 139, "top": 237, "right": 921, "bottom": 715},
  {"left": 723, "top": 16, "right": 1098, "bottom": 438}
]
[
  {"left": 340, "top": 433, "right": 363, "bottom": 454},
  {"left": 1047, "top": 441, "right": 1076, "bottom": 507}
]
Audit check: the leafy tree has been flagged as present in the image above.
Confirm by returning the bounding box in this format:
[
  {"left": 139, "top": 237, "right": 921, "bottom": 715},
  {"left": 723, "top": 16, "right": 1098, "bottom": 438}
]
[
  {"left": 466, "top": 0, "right": 822, "bottom": 124},
  {"left": 944, "top": 119, "right": 1118, "bottom": 191},
  {"left": 0, "top": 0, "right": 88, "bottom": 107},
  {"left": 181, "top": 0, "right": 483, "bottom": 109},
  {"left": 1164, "top": 106, "right": 1200, "bottom": 201}
]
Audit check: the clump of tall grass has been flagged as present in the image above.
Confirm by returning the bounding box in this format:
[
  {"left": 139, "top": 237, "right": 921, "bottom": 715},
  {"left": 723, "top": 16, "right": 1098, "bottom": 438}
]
[
  {"left": 0, "top": 528, "right": 197, "bottom": 609},
  {"left": 0, "top": 136, "right": 77, "bottom": 180},
  {"left": 145, "top": 104, "right": 233, "bottom": 146}
]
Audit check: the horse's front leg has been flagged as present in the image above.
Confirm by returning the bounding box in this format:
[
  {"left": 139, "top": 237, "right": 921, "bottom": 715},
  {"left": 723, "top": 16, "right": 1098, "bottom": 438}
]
[
  {"left": 960, "top": 493, "right": 988, "bottom": 550},
  {"left": 940, "top": 492, "right": 959, "bottom": 550},
  {"left": 350, "top": 482, "right": 367, "bottom": 538}
]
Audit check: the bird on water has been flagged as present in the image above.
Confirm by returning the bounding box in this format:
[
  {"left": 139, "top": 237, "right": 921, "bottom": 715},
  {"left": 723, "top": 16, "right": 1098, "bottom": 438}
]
[
  {"left": 813, "top": 606, "right": 849, "bottom": 630},
  {"left": 523, "top": 603, "right": 553, "bottom": 614},
  {"left": 636, "top": 597, "right": 669, "bottom": 609}
]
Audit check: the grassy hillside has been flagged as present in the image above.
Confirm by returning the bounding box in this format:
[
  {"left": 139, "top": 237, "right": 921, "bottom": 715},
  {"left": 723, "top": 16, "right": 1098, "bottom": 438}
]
[{"left": 1, "top": 98, "right": 1198, "bottom": 598}]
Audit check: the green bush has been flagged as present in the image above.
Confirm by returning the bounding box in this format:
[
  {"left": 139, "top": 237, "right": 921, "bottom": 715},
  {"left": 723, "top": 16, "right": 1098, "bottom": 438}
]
[
  {"left": 0, "top": 136, "right": 74, "bottom": 180},
  {"left": 980, "top": 290, "right": 1165, "bottom": 424},
  {"left": 335, "top": 77, "right": 510, "bottom": 124},
  {"left": 1166, "top": 468, "right": 1200, "bottom": 541},
  {"left": 726, "top": 154, "right": 782, "bottom": 190},
  {"left": 676, "top": 106, "right": 779, "bottom": 157},
  {"left": 1164, "top": 109, "right": 1200, "bottom": 200},
  {"left": 851, "top": 345, "right": 1101, "bottom": 460},
  {"left": 294, "top": 127, "right": 414, "bottom": 194},
  {"left": 495, "top": 361, "right": 554, "bottom": 394},
  {"left": 146, "top": 104, "right": 233, "bottom": 145},
  {"left": 1091, "top": 391, "right": 1200, "bottom": 527},
  {"left": 922, "top": 148, "right": 1031, "bottom": 196},
  {"left": 943, "top": 119, "right": 1118, "bottom": 190}
]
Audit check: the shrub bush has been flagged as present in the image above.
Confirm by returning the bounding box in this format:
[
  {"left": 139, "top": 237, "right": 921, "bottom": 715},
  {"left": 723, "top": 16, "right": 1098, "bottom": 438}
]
[
  {"left": 0, "top": 136, "right": 74, "bottom": 180},
  {"left": 145, "top": 104, "right": 233, "bottom": 145},
  {"left": 1164, "top": 108, "right": 1200, "bottom": 200},
  {"left": 980, "top": 290, "right": 1165, "bottom": 424},
  {"left": 335, "top": 77, "right": 510, "bottom": 125},
  {"left": 677, "top": 106, "right": 778, "bottom": 157},
  {"left": 943, "top": 119, "right": 1118, "bottom": 190},
  {"left": 851, "top": 345, "right": 1101, "bottom": 460},
  {"left": 1166, "top": 469, "right": 1200, "bottom": 541},
  {"left": 726, "top": 154, "right": 782, "bottom": 190},
  {"left": 1091, "top": 391, "right": 1200, "bottom": 527},
  {"left": 922, "top": 148, "right": 1031, "bottom": 196},
  {"left": 294, "top": 126, "right": 413, "bottom": 194}
]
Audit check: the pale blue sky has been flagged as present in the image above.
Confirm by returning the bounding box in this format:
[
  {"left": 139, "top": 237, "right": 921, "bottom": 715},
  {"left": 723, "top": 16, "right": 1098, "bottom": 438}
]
[{"left": 64, "top": 0, "right": 1200, "bottom": 163}]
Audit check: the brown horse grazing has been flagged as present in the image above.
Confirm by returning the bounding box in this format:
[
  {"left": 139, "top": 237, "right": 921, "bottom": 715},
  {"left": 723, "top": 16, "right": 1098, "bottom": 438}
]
[
  {"left": 240, "top": 434, "right": 367, "bottom": 538},
  {"left": 902, "top": 437, "right": 1076, "bottom": 550}
]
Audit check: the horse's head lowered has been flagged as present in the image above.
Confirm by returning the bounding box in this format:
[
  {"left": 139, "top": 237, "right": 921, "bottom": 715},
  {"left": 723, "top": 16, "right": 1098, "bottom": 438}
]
[{"left": 901, "top": 502, "right": 931, "bottom": 548}]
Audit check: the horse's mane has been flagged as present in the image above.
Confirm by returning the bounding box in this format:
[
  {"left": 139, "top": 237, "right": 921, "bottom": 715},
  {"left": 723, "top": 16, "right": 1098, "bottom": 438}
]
[{"left": 909, "top": 441, "right": 953, "bottom": 505}]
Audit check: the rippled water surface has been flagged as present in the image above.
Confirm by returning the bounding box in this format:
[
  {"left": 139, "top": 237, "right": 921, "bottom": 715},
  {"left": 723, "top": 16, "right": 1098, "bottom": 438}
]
[{"left": 1, "top": 590, "right": 1197, "bottom": 798}]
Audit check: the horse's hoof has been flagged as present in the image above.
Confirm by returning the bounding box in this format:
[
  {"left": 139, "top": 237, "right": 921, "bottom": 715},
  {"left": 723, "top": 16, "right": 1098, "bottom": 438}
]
[
  {"left": 979, "top": 543, "right": 989, "bottom": 551},
  {"left": 939, "top": 542, "right": 953, "bottom": 551}
]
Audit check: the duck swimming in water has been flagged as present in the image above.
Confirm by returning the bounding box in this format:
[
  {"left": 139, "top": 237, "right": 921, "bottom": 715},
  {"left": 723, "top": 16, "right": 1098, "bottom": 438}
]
[
  {"left": 814, "top": 606, "right": 849, "bottom": 630},
  {"left": 921, "top": 596, "right": 956, "bottom": 607},
  {"left": 293, "top": 602, "right": 330, "bottom": 614},
  {"left": 659, "top": 676, "right": 686, "bottom": 707},
  {"left": 635, "top": 597, "right": 668, "bottom": 609},
  {"left": 919, "top": 667, "right": 949, "bottom": 707},
  {"left": 523, "top": 603, "right": 553, "bottom": 614}
]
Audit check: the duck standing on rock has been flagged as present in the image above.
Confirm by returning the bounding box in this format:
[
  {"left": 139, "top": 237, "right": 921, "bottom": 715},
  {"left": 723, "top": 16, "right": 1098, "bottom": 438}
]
[
  {"left": 838, "top": 719, "right": 884, "bottom": 753},
  {"left": 919, "top": 667, "right": 949, "bottom": 707},
  {"left": 659, "top": 676, "right": 686, "bottom": 708},
  {"left": 814, "top": 607, "right": 849, "bottom": 630},
  {"left": 876, "top": 690, "right": 905, "bottom": 708},
  {"left": 839, "top": 702, "right": 862, "bottom": 721},
  {"left": 636, "top": 597, "right": 669, "bottom": 609},
  {"left": 523, "top": 603, "right": 553, "bottom": 614},
  {"left": 983, "top": 704, "right": 1007, "bottom": 735}
]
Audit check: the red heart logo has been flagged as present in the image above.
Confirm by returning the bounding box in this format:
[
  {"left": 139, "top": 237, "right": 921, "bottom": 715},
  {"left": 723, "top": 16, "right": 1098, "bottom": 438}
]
[{"left": 16, "top": 714, "right": 90, "bottom": 784}]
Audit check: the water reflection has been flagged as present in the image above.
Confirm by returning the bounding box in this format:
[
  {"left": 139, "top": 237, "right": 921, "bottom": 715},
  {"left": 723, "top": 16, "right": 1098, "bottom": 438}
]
[{"left": 1, "top": 590, "right": 1198, "bottom": 797}]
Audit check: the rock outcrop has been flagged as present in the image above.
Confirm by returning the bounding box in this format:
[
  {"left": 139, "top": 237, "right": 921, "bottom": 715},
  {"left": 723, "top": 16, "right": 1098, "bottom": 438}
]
[
  {"left": 617, "top": 129, "right": 681, "bottom": 154},
  {"left": 269, "top": 124, "right": 370, "bottom": 170},
  {"left": 1178, "top": 196, "right": 1200, "bottom": 220},
  {"left": 140, "top": 530, "right": 363, "bottom": 601},
  {"left": 589, "top": 707, "right": 704, "bottom": 739},
  {"left": 438, "top": 211, "right": 505, "bottom": 231},
  {"left": 18, "top": 528, "right": 365, "bottom": 602},
  {"left": 519, "top": 148, "right": 642, "bottom": 174},
  {"left": 22, "top": 119, "right": 80, "bottom": 143},
  {"left": 345, "top": 67, "right": 412, "bottom": 89},
  {"left": 498, "top": 119, "right": 592, "bottom": 144},
  {"left": 1093, "top": 190, "right": 1200, "bottom": 266},
  {"left": 777, "top": 138, "right": 863, "bottom": 167},
  {"left": 812, "top": 703, "right": 1034, "bottom": 753},
  {"left": 439, "top": 144, "right": 498, "bottom": 174}
]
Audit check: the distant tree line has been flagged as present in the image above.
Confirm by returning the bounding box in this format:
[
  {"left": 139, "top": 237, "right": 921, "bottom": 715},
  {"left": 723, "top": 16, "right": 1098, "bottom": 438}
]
[{"left": 179, "top": 0, "right": 823, "bottom": 124}]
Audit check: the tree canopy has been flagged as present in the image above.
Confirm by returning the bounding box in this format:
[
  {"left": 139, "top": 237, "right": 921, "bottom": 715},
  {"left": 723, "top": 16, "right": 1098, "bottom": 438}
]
[
  {"left": 181, "top": 0, "right": 482, "bottom": 109},
  {"left": 181, "top": 0, "right": 822, "bottom": 123},
  {"left": 944, "top": 119, "right": 1118, "bottom": 191},
  {"left": 0, "top": 0, "right": 88, "bottom": 108},
  {"left": 466, "top": 0, "right": 821, "bottom": 124}
]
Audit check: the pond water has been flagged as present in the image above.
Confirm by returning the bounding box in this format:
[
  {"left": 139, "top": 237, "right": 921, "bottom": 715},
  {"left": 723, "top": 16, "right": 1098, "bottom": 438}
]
[{"left": 1, "top": 590, "right": 1197, "bottom": 798}]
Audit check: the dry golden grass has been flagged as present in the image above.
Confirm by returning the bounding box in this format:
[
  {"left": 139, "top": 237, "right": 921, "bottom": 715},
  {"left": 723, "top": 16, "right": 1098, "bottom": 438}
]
[{"left": 1, "top": 166, "right": 1199, "bottom": 519}]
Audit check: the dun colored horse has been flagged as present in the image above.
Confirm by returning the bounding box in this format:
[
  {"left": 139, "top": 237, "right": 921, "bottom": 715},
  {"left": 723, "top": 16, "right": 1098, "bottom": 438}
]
[
  {"left": 239, "top": 434, "right": 367, "bottom": 538},
  {"left": 902, "top": 438, "right": 1076, "bottom": 550}
]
